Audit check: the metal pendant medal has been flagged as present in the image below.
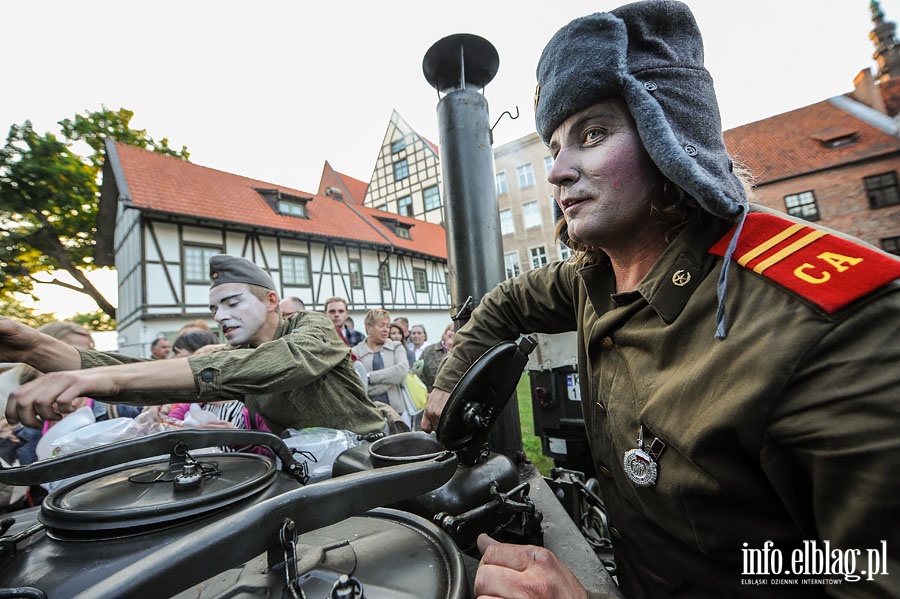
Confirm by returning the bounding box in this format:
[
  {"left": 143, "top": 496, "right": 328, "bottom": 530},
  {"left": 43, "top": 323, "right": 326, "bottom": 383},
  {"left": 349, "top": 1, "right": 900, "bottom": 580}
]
[
  {"left": 623, "top": 447, "right": 657, "bottom": 487},
  {"left": 623, "top": 425, "right": 665, "bottom": 487}
]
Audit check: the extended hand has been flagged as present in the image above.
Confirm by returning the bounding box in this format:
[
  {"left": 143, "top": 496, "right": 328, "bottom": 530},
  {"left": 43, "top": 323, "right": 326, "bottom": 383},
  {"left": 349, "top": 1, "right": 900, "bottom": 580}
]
[
  {"left": 474, "top": 534, "right": 587, "bottom": 599},
  {"left": 0, "top": 316, "right": 44, "bottom": 364},
  {"left": 6, "top": 369, "right": 122, "bottom": 428},
  {"left": 420, "top": 388, "right": 451, "bottom": 433}
]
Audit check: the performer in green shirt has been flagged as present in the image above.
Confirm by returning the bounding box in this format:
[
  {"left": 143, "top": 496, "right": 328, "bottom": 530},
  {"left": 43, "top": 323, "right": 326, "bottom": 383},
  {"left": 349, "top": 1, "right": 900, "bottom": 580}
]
[{"left": 3, "top": 254, "right": 386, "bottom": 437}]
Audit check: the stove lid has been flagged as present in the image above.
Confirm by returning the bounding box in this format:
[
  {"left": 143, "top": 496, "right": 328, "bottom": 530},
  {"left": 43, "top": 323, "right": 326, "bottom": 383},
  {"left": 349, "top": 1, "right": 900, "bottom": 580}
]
[
  {"left": 437, "top": 335, "right": 536, "bottom": 464},
  {"left": 40, "top": 450, "right": 277, "bottom": 540}
]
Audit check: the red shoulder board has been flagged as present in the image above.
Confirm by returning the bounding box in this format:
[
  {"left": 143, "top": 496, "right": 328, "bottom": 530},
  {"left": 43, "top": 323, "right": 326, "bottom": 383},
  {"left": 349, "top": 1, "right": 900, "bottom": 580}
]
[{"left": 710, "top": 212, "right": 900, "bottom": 313}]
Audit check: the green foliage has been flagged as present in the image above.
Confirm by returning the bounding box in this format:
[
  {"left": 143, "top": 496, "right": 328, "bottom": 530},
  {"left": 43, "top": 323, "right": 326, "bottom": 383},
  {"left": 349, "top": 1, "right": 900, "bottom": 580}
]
[
  {"left": 518, "top": 373, "right": 554, "bottom": 476},
  {"left": 0, "top": 298, "right": 58, "bottom": 330},
  {"left": 0, "top": 107, "right": 189, "bottom": 318},
  {"left": 70, "top": 309, "right": 116, "bottom": 332}
]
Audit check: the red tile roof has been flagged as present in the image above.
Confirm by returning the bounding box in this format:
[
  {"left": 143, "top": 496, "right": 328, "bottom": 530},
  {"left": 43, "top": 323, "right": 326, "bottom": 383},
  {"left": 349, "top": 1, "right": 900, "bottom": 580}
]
[
  {"left": 317, "top": 161, "right": 369, "bottom": 204},
  {"left": 724, "top": 99, "right": 900, "bottom": 185},
  {"left": 107, "top": 141, "right": 447, "bottom": 260}
]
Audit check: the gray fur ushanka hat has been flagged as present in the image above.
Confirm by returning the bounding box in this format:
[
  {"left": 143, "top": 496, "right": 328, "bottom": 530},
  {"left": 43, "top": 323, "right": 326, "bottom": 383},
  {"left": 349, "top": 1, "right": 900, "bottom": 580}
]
[
  {"left": 535, "top": 0, "right": 748, "bottom": 338},
  {"left": 535, "top": 0, "right": 747, "bottom": 223}
]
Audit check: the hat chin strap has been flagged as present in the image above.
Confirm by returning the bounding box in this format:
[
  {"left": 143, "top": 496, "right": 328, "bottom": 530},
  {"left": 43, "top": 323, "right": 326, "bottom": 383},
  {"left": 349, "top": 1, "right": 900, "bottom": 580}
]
[{"left": 714, "top": 204, "right": 748, "bottom": 340}]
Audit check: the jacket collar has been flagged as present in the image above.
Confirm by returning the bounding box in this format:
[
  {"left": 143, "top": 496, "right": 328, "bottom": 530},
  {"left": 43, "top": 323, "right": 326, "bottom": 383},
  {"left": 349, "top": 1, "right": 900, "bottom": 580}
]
[
  {"left": 638, "top": 216, "right": 728, "bottom": 324},
  {"left": 577, "top": 215, "right": 728, "bottom": 325}
]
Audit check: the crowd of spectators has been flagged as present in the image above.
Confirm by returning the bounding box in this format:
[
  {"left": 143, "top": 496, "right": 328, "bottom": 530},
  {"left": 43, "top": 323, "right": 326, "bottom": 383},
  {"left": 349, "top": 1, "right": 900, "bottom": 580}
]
[{"left": 1, "top": 271, "right": 455, "bottom": 513}]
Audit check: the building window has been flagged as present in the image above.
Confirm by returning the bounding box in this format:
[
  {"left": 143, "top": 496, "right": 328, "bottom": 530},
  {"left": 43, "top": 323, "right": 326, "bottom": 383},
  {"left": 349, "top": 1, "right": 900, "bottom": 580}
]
[
  {"left": 379, "top": 263, "right": 391, "bottom": 290},
  {"left": 559, "top": 244, "right": 573, "bottom": 261},
  {"left": 393, "top": 159, "right": 409, "bottom": 181},
  {"left": 544, "top": 156, "right": 554, "bottom": 175},
  {"left": 391, "top": 138, "right": 407, "bottom": 153},
  {"left": 523, "top": 201, "right": 542, "bottom": 229},
  {"left": 499, "top": 209, "right": 514, "bottom": 235},
  {"left": 864, "top": 171, "right": 900, "bottom": 209},
  {"left": 504, "top": 252, "right": 521, "bottom": 279},
  {"left": 495, "top": 171, "right": 508, "bottom": 195},
  {"left": 398, "top": 195, "right": 413, "bottom": 217},
  {"left": 349, "top": 259, "right": 363, "bottom": 289},
  {"left": 395, "top": 225, "right": 412, "bottom": 240},
  {"left": 517, "top": 163, "right": 535, "bottom": 189},
  {"left": 282, "top": 254, "right": 311, "bottom": 286},
  {"left": 413, "top": 267, "right": 427, "bottom": 292},
  {"left": 423, "top": 185, "right": 441, "bottom": 211},
  {"left": 278, "top": 199, "right": 308, "bottom": 218},
  {"left": 784, "top": 191, "right": 820, "bottom": 221},
  {"left": 529, "top": 246, "right": 548, "bottom": 269},
  {"left": 184, "top": 245, "right": 222, "bottom": 283},
  {"left": 882, "top": 235, "right": 900, "bottom": 256}
]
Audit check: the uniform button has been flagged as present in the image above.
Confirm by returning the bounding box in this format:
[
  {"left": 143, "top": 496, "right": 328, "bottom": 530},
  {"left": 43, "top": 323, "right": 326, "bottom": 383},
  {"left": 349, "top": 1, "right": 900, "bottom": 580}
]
[
  {"left": 594, "top": 400, "right": 606, "bottom": 413},
  {"left": 601, "top": 337, "right": 613, "bottom": 349},
  {"left": 599, "top": 465, "right": 613, "bottom": 478},
  {"left": 609, "top": 526, "right": 622, "bottom": 539},
  {"left": 643, "top": 81, "right": 658, "bottom": 91},
  {"left": 684, "top": 144, "right": 698, "bottom": 156},
  {"left": 201, "top": 369, "right": 215, "bottom": 382}
]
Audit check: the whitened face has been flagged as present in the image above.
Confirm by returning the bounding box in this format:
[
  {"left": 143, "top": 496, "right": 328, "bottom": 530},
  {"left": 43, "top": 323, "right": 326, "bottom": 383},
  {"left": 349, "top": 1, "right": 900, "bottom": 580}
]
[
  {"left": 209, "top": 283, "right": 270, "bottom": 347},
  {"left": 548, "top": 99, "right": 663, "bottom": 253}
]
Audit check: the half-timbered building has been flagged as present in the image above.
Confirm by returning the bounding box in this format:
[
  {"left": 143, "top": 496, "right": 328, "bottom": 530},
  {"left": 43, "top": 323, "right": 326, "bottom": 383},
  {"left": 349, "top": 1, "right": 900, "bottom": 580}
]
[{"left": 96, "top": 140, "right": 450, "bottom": 358}]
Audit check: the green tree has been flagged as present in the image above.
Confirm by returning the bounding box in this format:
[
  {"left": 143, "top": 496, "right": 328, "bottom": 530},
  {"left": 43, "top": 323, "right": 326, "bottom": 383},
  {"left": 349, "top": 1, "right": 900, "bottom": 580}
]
[
  {"left": 0, "top": 298, "right": 58, "bottom": 330},
  {"left": 0, "top": 107, "right": 188, "bottom": 319},
  {"left": 70, "top": 309, "right": 117, "bottom": 332}
]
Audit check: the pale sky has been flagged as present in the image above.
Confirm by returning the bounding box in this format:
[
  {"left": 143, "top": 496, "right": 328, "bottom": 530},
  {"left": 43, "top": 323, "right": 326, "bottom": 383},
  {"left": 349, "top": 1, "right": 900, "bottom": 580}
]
[{"left": 5, "top": 0, "right": 898, "bottom": 318}]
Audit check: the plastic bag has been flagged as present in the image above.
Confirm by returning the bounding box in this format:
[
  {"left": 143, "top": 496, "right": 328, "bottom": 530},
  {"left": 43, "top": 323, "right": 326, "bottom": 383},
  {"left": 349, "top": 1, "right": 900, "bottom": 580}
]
[
  {"left": 183, "top": 403, "right": 219, "bottom": 427},
  {"left": 404, "top": 372, "right": 428, "bottom": 410},
  {"left": 281, "top": 427, "right": 363, "bottom": 483},
  {"left": 46, "top": 410, "right": 166, "bottom": 458}
]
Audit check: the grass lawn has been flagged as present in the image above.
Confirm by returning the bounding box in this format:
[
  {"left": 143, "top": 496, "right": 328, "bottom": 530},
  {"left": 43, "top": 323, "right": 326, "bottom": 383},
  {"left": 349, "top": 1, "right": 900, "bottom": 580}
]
[{"left": 517, "top": 373, "right": 554, "bottom": 476}]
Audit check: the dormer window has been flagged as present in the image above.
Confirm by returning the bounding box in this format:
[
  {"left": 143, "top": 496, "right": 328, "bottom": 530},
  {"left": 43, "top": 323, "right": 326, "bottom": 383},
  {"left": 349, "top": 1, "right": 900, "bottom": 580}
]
[
  {"left": 256, "top": 188, "right": 311, "bottom": 219},
  {"left": 374, "top": 215, "right": 413, "bottom": 239},
  {"left": 811, "top": 127, "right": 859, "bottom": 149},
  {"left": 278, "top": 199, "right": 307, "bottom": 218}
]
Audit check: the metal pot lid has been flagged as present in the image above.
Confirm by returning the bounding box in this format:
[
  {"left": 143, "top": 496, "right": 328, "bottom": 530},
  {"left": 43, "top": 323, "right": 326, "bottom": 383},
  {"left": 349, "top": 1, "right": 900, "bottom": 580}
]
[
  {"left": 40, "top": 452, "right": 277, "bottom": 539},
  {"left": 437, "top": 336, "right": 536, "bottom": 463}
]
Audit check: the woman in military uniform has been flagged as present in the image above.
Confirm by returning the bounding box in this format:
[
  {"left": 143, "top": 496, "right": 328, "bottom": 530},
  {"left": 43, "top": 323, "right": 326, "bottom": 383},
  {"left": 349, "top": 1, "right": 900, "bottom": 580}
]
[{"left": 423, "top": 1, "right": 900, "bottom": 597}]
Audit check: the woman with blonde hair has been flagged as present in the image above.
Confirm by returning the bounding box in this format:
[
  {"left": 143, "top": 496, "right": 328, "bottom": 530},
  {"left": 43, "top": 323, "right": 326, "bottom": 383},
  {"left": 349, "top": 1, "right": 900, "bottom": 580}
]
[{"left": 352, "top": 308, "right": 409, "bottom": 416}]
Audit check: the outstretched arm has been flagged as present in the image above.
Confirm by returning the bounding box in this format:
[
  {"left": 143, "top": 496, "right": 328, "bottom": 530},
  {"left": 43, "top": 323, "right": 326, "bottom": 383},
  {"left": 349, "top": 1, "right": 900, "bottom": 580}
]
[
  {"left": 0, "top": 316, "right": 81, "bottom": 373},
  {"left": 6, "top": 359, "right": 195, "bottom": 428}
]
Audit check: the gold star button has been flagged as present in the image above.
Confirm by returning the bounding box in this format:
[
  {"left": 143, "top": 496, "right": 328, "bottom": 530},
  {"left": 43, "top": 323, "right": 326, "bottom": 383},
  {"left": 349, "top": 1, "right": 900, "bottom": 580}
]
[{"left": 672, "top": 269, "right": 691, "bottom": 287}]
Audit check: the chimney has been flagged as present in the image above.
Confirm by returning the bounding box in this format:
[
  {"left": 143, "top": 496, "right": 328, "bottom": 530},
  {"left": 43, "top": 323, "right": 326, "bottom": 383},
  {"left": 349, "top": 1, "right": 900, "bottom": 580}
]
[{"left": 853, "top": 68, "right": 888, "bottom": 114}]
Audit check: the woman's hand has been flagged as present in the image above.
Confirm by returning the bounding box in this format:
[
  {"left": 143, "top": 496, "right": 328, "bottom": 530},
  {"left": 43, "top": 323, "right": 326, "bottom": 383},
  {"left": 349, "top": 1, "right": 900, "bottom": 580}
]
[
  {"left": 474, "top": 534, "right": 588, "bottom": 599},
  {"left": 421, "top": 388, "right": 451, "bottom": 432}
]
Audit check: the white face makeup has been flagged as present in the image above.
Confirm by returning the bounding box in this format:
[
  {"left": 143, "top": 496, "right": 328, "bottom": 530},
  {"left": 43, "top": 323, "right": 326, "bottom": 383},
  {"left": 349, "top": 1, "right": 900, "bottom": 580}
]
[
  {"left": 548, "top": 99, "right": 663, "bottom": 254},
  {"left": 209, "top": 283, "right": 270, "bottom": 347}
]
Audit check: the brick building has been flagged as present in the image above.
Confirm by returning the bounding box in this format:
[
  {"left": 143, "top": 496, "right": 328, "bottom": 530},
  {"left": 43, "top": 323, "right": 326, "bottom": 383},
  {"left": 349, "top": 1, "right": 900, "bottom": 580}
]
[{"left": 723, "top": 0, "right": 900, "bottom": 255}]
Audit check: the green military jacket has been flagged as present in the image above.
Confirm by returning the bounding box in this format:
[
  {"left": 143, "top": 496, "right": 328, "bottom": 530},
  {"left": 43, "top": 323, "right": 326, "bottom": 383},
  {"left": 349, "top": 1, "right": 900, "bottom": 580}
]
[
  {"left": 79, "top": 311, "right": 385, "bottom": 436},
  {"left": 434, "top": 206, "right": 900, "bottom": 598}
]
